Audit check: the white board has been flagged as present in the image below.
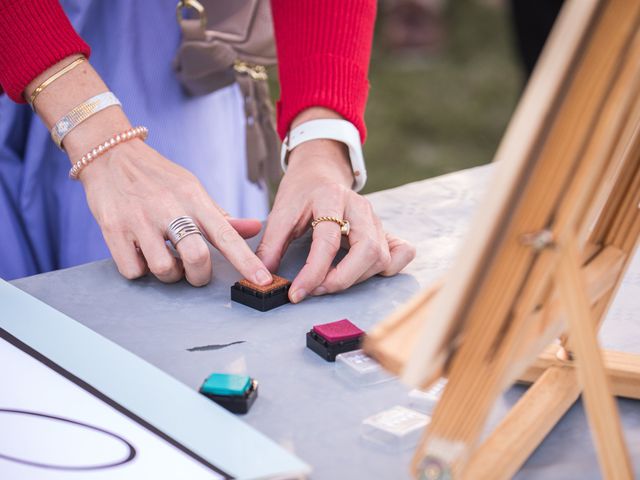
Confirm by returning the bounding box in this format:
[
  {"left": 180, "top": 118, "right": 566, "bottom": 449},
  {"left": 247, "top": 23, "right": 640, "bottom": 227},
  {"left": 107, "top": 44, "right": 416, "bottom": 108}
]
[{"left": 0, "top": 334, "right": 225, "bottom": 479}]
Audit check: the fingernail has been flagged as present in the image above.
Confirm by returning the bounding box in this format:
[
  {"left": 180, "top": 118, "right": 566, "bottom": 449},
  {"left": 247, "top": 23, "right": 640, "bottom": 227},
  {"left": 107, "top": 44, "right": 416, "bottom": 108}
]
[
  {"left": 254, "top": 269, "right": 272, "bottom": 286},
  {"left": 291, "top": 288, "right": 307, "bottom": 303},
  {"left": 312, "top": 286, "right": 328, "bottom": 296}
]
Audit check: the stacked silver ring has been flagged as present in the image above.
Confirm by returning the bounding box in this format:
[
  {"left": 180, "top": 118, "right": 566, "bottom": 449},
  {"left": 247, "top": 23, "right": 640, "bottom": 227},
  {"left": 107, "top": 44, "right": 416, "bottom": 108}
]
[{"left": 166, "top": 216, "right": 202, "bottom": 247}]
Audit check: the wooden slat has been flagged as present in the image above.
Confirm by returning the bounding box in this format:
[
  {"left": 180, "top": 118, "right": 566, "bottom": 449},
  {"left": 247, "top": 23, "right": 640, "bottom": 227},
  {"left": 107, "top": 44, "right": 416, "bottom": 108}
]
[
  {"left": 363, "top": 282, "right": 441, "bottom": 379},
  {"left": 579, "top": 77, "right": 640, "bottom": 248},
  {"left": 520, "top": 345, "right": 640, "bottom": 400},
  {"left": 506, "top": 245, "right": 626, "bottom": 383},
  {"left": 555, "top": 238, "right": 633, "bottom": 479},
  {"left": 463, "top": 366, "right": 581, "bottom": 480},
  {"left": 608, "top": 162, "right": 640, "bottom": 252}
]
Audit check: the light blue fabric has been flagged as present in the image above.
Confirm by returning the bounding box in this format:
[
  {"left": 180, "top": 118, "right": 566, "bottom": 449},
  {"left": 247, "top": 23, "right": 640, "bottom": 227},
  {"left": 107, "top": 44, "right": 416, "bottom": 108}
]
[{"left": 0, "top": 0, "right": 269, "bottom": 280}]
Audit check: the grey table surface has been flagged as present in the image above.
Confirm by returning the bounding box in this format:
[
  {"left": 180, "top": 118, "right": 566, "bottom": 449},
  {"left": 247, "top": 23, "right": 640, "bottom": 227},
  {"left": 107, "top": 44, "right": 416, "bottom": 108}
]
[{"left": 12, "top": 165, "right": 640, "bottom": 479}]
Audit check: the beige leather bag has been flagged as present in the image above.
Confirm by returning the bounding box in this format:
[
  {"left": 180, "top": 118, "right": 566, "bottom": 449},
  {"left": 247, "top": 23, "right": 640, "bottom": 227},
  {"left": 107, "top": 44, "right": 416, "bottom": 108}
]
[{"left": 173, "top": 0, "right": 281, "bottom": 187}]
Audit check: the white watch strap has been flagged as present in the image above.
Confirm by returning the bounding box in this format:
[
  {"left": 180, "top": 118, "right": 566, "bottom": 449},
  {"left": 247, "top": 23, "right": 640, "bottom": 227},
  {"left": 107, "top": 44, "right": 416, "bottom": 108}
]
[{"left": 281, "top": 119, "right": 367, "bottom": 192}]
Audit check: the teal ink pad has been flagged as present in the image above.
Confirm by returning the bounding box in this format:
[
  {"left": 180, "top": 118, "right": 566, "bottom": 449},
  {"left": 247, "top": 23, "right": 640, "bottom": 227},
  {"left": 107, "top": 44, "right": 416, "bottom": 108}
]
[
  {"left": 201, "top": 373, "right": 251, "bottom": 396},
  {"left": 199, "top": 373, "right": 258, "bottom": 414}
]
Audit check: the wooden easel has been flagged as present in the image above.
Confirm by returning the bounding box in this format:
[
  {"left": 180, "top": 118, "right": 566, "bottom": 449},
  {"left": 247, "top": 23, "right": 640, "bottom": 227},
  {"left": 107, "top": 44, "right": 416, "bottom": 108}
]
[{"left": 364, "top": 0, "right": 640, "bottom": 478}]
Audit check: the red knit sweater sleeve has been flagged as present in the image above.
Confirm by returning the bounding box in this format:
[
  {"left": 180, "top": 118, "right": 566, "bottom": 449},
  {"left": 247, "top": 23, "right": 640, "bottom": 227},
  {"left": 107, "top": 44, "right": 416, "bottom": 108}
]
[
  {"left": 0, "top": 0, "right": 90, "bottom": 103},
  {"left": 270, "top": 0, "right": 376, "bottom": 142}
]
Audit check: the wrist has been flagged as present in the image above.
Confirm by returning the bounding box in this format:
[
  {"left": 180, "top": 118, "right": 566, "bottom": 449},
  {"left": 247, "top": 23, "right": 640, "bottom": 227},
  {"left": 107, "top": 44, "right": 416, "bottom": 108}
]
[
  {"left": 28, "top": 57, "right": 110, "bottom": 128},
  {"left": 24, "top": 55, "right": 85, "bottom": 103},
  {"left": 77, "top": 137, "right": 144, "bottom": 185},
  {"left": 62, "top": 107, "right": 132, "bottom": 162},
  {"left": 283, "top": 112, "right": 367, "bottom": 191},
  {"left": 286, "top": 106, "right": 352, "bottom": 185},
  {"left": 290, "top": 106, "right": 343, "bottom": 129},
  {"left": 286, "top": 139, "right": 353, "bottom": 188},
  {"left": 26, "top": 56, "right": 134, "bottom": 162}
]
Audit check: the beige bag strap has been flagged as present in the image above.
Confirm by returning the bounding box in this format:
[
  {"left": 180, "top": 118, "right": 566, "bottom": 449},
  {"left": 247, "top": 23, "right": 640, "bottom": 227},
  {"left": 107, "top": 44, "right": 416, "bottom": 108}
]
[{"left": 236, "top": 69, "right": 283, "bottom": 187}]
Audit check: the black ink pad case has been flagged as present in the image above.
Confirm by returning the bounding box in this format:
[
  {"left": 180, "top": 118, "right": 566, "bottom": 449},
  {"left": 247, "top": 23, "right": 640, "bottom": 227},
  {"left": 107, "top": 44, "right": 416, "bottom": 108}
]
[
  {"left": 230, "top": 275, "right": 291, "bottom": 312},
  {"left": 306, "top": 318, "right": 365, "bottom": 362},
  {"left": 199, "top": 373, "right": 258, "bottom": 414}
]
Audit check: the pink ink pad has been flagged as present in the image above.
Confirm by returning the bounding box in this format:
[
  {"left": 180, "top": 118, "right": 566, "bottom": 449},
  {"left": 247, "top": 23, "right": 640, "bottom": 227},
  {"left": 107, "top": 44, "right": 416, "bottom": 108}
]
[
  {"left": 312, "top": 319, "right": 364, "bottom": 342},
  {"left": 307, "top": 319, "right": 365, "bottom": 361}
]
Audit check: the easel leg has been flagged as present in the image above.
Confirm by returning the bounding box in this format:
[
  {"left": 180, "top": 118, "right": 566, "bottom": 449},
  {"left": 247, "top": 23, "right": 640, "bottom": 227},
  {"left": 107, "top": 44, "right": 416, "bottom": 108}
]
[
  {"left": 463, "top": 366, "right": 580, "bottom": 480},
  {"left": 556, "top": 238, "right": 633, "bottom": 479}
]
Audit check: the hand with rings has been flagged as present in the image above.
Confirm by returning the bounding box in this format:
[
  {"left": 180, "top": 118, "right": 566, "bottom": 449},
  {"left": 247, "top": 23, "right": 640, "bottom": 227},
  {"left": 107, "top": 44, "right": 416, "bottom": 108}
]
[
  {"left": 80, "top": 139, "right": 273, "bottom": 288},
  {"left": 257, "top": 127, "right": 416, "bottom": 303}
]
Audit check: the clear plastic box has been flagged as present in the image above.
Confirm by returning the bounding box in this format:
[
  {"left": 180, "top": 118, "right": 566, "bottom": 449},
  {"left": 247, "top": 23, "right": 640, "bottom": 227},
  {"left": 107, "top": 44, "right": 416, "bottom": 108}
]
[
  {"left": 408, "top": 377, "right": 448, "bottom": 414},
  {"left": 335, "top": 349, "right": 394, "bottom": 387},
  {"left": 361, "top": 406, "right": 430, "bottom": 451}
]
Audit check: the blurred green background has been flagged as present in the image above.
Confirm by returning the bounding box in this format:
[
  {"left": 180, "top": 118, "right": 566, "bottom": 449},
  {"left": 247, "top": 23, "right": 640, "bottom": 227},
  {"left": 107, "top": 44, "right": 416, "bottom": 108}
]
[{"left": 363, "top": 0, "right": 522, "bottom": 193}]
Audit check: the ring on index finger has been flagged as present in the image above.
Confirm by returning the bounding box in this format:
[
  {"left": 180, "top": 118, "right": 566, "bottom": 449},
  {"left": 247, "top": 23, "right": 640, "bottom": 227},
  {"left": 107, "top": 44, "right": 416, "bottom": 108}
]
[
  {"left": 311, "top": 216, "right": 350, "bottom": 236},
  {"left": 166, "top": 216, "right": 203, "bottom": 247}
]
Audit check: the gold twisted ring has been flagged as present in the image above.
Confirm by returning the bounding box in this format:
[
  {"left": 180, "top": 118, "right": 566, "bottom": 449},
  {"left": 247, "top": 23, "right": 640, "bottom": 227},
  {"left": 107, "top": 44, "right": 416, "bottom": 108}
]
[{"left": 311, "top": 216, "right": 350, "bottom": 236}]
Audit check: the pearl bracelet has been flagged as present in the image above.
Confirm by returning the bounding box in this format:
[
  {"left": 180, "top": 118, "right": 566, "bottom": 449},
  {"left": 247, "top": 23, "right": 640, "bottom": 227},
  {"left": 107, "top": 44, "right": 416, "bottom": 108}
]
[{"left": 68, "top": 126, "right": 149, "bottom": 180}]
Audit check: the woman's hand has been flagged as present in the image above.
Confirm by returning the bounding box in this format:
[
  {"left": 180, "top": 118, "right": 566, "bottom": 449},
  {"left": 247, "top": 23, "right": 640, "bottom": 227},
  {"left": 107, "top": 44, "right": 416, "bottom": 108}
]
[
  {"left": 24, "top": 56, "right": 272, "bottom": 287},
  {"left": 79, "top": 139, "right": 273, "bottom": 287},
  {"left": 257, "top": 117, "right": 416, "bottom": 303}
]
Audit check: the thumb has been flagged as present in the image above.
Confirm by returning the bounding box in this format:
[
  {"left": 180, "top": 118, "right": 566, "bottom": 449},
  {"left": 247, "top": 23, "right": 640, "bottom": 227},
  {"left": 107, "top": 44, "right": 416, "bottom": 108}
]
[{"left": 256, "top": 210, "right": 294, "bottom": 273}]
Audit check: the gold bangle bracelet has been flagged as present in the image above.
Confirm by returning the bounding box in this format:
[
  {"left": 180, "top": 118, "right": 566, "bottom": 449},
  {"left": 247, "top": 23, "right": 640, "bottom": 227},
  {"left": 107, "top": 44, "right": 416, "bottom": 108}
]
[{"left": 28, "top": 56, "right": 86, "bottom": 110}]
